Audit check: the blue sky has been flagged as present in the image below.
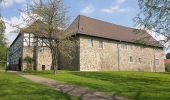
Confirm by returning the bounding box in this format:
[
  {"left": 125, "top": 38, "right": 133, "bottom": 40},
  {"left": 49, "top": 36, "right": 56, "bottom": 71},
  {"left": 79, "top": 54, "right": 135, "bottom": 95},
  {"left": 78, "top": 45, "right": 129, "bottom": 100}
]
[{"left": 1, "top": 0, "right": 140, "bottom": 44}]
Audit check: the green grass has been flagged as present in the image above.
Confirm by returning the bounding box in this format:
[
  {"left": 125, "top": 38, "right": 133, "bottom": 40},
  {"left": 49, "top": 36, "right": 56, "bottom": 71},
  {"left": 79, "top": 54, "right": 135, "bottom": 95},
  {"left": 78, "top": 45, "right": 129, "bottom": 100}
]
[
  {"left": 30, "top": 70, "right": 170, "bottom": 100},
  {"left": 0, "top": 71, "right": 78, "bottom": 100}
]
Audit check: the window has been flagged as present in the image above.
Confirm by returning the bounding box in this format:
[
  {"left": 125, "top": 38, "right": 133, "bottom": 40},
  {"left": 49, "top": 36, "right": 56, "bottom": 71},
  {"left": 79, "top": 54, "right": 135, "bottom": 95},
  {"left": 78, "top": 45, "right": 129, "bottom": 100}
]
[
  {"left": 99, "top": 40, "right": 103, "bottom": 48},
  {"left": 88, "top": 38, "right": 93, "bottom": 47},
  {"left": 138, "top": 58, "right": 142, "bottom": 63},
  {"left": 42, "top": 65, "right": 45, "bottom": 70},
  {"left": 129, "top": 56, "right": 133, "bottom": 63},
  {"left": 155, "top": 59, "right": 159, "bottom": 65}
]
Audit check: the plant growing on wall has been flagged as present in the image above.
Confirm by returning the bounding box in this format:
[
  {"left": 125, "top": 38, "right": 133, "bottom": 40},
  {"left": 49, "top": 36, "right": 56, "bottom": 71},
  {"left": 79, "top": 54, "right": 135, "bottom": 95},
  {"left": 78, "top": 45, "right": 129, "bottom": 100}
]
[{"left": 24, "top": 56, "right": 33, "bottom": 70}]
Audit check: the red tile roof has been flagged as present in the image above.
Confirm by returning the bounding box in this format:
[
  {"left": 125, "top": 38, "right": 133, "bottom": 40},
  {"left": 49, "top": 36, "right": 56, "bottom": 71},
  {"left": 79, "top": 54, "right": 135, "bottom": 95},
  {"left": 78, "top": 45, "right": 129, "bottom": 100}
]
[{"left": 164, "top": 59, "right": 170, "bottom": 64}]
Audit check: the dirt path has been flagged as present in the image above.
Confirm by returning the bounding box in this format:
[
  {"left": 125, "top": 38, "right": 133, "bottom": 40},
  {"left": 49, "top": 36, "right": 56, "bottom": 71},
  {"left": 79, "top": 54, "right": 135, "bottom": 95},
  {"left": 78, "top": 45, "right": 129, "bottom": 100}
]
[{"left": 16, "top": 72, "right": 127, "bottom": 100}]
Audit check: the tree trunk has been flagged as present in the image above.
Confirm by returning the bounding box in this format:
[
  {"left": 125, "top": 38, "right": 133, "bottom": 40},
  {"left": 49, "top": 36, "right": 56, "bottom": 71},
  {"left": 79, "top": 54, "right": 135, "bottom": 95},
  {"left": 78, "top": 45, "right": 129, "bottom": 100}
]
[
  {"left": 51, "top": 46, "right": 59, "bottom": 74},
  {"left": 33, "top": 36, "right": 38, "bottom": 71}
]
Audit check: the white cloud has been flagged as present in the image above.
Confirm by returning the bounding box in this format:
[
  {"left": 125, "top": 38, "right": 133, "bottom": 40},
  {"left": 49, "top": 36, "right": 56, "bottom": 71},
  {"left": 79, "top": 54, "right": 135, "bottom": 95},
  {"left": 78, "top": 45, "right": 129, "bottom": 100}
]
[
  {"left": 4, "top": 12, "right": 42, "bottom": 45},
  {"left": 100, "top": 6, "right": 129, "bottom": 14},
  {"left": 80, "top": 4, "right": 95, "bottom": 15},
  {"left": 135, "top": 25, "right": 165, "bottom": 41},
  {"left": 4, "top": 12, "right": 28, "bottom": 45},
  {"left": 116, "top": 0, "right": 126, "bottom": 4},
  {"left": 149, "top": 31, "right": 165, "bottom": 41},
  {"left": 1, "top": 0, "right": 26, "bottom": 7}
]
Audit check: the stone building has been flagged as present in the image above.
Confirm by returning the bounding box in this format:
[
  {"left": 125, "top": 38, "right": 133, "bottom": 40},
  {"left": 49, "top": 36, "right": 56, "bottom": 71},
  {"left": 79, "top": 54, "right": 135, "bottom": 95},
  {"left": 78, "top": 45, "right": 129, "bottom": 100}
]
[
  {"left": 8, "top": 15, "right": 165, "bottom": 72},
  {"left": 8, "top": 33, "right": 52, "bottom": 71}
]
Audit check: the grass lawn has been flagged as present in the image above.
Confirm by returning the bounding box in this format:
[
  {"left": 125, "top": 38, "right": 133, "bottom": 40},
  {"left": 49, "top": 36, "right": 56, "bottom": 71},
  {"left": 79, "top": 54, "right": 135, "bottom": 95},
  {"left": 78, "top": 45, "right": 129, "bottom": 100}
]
[
  {"left": 0, "top": 71, "right": 78, "bottom": 100},
  {"left": 30, "top": 70, "right": 170, "bottom": 100}
]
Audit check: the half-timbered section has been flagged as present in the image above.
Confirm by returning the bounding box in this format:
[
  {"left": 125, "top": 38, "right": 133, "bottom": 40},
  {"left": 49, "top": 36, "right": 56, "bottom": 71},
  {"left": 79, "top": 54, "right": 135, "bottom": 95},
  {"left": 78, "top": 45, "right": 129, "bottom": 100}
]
[
  {"left": 8, "top": 34, "right": 23, "bottom": 70},
  {"left": 8, "top": 32, "right": 52, "bottom": 71}
]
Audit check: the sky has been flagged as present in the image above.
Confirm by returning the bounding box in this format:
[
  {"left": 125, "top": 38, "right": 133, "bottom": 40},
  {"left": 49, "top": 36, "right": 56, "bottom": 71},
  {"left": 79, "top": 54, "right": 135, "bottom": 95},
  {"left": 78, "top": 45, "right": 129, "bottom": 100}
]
[
  {"left": 0, "top": 0, "right": 165, "bottom": 48},
  {"left": 1, "top": 0, "right": 140, "bottom": 45}
]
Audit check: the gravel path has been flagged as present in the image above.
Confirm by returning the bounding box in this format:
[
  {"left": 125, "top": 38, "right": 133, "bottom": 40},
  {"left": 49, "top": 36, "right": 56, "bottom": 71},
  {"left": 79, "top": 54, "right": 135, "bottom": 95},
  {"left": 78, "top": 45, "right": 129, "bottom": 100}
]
[{"left": 16, "top": 72, "right": 127, "bottom": 100}]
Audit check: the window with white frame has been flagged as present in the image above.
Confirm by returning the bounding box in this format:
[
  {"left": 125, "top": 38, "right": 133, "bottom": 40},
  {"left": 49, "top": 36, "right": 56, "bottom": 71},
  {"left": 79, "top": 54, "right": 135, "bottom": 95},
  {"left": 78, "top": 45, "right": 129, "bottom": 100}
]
[
  {"left": 88, "top": 38, "right": 93, "bottom": 47},
  {"left": 99, "top": 40, "right": 103, "bottom": 48},
  {"left": 129, "top": 56, "right": 133, "bottom": 63},
  {"left": 155, "top": 59, "right": 159, "bottom": 65}
]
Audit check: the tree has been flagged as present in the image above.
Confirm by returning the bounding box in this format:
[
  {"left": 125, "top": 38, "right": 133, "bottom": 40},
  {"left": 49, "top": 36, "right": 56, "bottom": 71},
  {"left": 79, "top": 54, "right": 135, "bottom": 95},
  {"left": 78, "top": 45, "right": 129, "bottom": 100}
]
[
  {"left": 166, "top": 53, "right": 170, "bottom": 59},
  {"left": 0, "top": 20, "right": 6, "bottom": 44},
  {"left": 135, "top": 0, "right": 170, "bottom": 42},
  {"left": 0, "top": 0, "right": 7, "bottom": 68},
  {"left": 21, "top": 0, "right": 77, "bottom": 74}
]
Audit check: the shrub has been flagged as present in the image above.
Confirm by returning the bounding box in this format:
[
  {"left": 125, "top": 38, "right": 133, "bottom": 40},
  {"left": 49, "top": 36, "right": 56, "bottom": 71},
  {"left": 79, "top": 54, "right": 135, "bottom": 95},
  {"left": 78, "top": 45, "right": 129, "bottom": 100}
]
[
  {"left": 24, "top": 56, "right": 33, "bottom": 70},
  {"left": 165, "top": 63, "right": 170, "bottom": 72},
  {"left": 24, "top": 67, "right": 33, "bottom": 73},
  {"left": 166, "top": 53, "right": 170, "bottom": 59}
]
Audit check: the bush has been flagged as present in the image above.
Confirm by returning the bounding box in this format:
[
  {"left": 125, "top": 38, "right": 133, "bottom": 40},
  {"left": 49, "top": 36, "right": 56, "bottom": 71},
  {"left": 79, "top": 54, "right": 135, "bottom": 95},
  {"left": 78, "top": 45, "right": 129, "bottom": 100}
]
[
  {"left": 165, "top": 63, "right": 170, "bottom": 72},
  {"left": 166, "top": 53, "right": 170, "bottom": 59},
  {"left": 24, "top": 56, "right": 33, "bottom": 70},
  {"left": 24, "top": 67, "right": 33, "bottom": 73}
]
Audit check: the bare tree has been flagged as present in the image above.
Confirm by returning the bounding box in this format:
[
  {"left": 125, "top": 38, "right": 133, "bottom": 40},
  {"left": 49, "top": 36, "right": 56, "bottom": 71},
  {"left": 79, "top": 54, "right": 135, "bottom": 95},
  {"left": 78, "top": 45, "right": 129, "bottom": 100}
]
[
  {"left": 135, "top": 0, "right": 170, "bottom": 43},
  {"left": 21, "top": 0, "right": 77, "bottom": 74}
]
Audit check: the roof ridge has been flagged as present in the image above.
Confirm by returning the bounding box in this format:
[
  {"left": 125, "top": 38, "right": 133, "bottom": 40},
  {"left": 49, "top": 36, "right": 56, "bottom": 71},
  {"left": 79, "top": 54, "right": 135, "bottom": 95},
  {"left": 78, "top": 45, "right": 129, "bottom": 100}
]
[
  {"left": 77, "top": 15, "right": 81, "bottom": 33},
  {"left": 78, "top": 15, "right": 137, "bottom": 30},
  {"left": 74, "top": 15, "right": 163, "bottom": 48}
]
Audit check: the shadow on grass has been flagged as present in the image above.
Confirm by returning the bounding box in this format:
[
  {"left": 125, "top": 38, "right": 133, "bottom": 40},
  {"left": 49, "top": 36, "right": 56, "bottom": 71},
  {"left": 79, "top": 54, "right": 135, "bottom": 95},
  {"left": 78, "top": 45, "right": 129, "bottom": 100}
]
[
  {"left": 29, "top": 70, "right": 170, "bottom": 100},
  {"left": 68, "top": 71, "right": 170, "bottom": 100},
  {"left": 0, "top": 72, "right": 78, "bottom": 100}
]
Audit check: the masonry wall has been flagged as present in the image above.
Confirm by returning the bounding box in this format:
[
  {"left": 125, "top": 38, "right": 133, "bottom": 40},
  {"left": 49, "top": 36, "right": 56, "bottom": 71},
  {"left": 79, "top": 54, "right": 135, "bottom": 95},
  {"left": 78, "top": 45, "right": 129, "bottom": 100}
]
[
  {"left": 22, "top": 47, "right": 33, "bottom": 70},
  {"left": 22, "top": 47, "right": 52, "bottom": 71},
  {"left": 36, "top": 47, "right": 52, "bottom": 70},
  {"left": 79, "top": 35, "right": 165, "bottom": 72}
]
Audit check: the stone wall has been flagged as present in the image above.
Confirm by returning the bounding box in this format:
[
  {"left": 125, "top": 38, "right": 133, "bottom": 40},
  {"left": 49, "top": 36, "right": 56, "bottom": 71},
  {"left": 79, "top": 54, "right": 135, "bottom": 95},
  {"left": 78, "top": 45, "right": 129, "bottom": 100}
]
[
  {"left": 22, "top": 47, "right": 33, "bottom": 70},
  {"left": 37, "top": 47, "right": 52, "bottom": 70},
  {"left": 22, "top": 47, "right": 52, "bottom": 71},
  {"left": 79, "top": 35, "right": 165, "bottom": 72}
]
